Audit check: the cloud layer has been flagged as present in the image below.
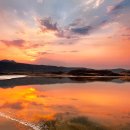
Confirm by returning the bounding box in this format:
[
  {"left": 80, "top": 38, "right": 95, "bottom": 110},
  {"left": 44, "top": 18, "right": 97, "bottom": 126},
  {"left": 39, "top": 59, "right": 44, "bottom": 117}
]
[{"left": 0, "top": 0, "right": 130, "bottom": 68}]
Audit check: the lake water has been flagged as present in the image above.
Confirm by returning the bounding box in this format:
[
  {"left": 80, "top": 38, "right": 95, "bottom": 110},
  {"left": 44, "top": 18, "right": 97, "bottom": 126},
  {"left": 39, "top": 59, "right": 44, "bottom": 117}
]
[{"left": 0, "top": 76, "right": 130, "bottom": 130}]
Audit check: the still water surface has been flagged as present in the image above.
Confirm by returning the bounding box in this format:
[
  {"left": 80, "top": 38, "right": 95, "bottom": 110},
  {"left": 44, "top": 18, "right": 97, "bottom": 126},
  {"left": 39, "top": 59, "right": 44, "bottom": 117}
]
[{"left": 0, "top": 77, "right": 130, "bottom": 130}]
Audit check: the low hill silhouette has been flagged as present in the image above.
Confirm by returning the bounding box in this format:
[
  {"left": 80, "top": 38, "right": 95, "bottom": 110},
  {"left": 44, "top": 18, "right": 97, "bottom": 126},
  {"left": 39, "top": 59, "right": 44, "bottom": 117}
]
[{"left": 0, "top": 60, "right": 129, "bottom": 76}]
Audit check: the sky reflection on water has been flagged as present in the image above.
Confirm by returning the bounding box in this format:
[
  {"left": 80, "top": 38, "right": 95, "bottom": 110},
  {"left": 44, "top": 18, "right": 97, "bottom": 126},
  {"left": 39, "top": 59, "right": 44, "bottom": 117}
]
[{"left": 0, "top": 80, "right": 130, "bottom": 130}]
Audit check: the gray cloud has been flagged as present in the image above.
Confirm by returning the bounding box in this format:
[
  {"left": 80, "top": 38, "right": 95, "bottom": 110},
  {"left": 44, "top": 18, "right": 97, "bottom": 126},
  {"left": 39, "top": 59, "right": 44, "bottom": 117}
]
[
  {"left": 108, "top": 4, "right": 124, "bottom": 14},
  {"left": 112, "top": 4, "right": 123, "bottom": 11},
  {"left": 38, "top": 17, "right": 58, "bottom": 32},
  {"left": 38, "top": 51, "right": 53, "bottom": 55},
  {"left": 36, "top": 0, "right": 130, "bottom": 40},
  {"left": 0, "top": 39, "right": 25, "bottom": 47},
  {"left": 70, "top": 26, "right": 93, "bottom": 35},
  {"left": 108, "top": 0, "right": 130, "bottom": 14},
  {"left": 68, "top": 19, "right": 109, "bottom": 36}
]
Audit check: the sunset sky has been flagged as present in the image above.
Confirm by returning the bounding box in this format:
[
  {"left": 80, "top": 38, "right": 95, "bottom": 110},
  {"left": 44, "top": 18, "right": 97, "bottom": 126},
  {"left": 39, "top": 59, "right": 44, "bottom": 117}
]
[{"left": 0, "top": 0, "right": 130, "bottom": 69}]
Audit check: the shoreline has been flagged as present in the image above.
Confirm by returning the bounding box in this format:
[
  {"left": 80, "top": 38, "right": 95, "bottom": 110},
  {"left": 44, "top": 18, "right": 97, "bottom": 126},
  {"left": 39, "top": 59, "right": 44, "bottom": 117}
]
[
  {"left": 0, "top": 74, "right": 130, "bottom": 78},
  {"left": 0, "top": 75, "right": 130, "bottom": 88}
]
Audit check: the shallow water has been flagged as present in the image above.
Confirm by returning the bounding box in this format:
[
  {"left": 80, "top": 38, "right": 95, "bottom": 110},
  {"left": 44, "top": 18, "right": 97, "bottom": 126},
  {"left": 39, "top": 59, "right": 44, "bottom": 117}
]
[
  {"left": 0, "top": 77, "right": 130, "bottom": 130},
  {"left": 0, "top": 75, "right": 27, "bottom": 80}
]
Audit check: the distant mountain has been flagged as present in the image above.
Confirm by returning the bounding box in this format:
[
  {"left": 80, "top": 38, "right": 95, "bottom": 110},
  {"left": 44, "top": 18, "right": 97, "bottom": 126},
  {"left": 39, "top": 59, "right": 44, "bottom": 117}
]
[
  {"left": 111, "top": 68, "right": 130, "bottom": 76},
  {"left": 0, "top": 60, "right": 86, "bottom": 75},
  {"left": 0, "top": 60, "right": 129, "bottom": 76},
  {"left": 111, "top": 68, "right": 127, "bottom": 73},
  {"left": 68, "top": 69, "right": 122, "bottom": 76},
  {"left": 0, "top": 60, "right": 16, "bottom": 63}
]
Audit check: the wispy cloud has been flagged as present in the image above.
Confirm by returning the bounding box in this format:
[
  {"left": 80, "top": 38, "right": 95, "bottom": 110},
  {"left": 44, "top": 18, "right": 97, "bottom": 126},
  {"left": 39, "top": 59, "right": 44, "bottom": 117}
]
[
  {"left": 0, "top": 39, "right": 25, "bottom": 47},
  {"left": 84, "top": 0, "right": 104, "bottom": 8}
]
